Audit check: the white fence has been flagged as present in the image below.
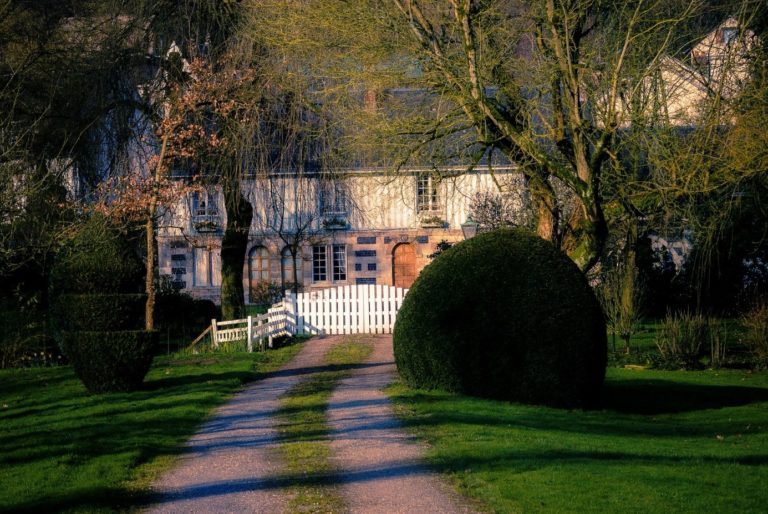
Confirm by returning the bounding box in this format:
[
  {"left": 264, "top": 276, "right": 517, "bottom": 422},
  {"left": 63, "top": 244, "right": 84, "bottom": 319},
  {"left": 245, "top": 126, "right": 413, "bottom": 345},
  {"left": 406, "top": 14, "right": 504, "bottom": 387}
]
[
  {"left": 284, "top": 284, "right": 408, "bottom": 335},
  {"left": 209, "top": 300, "right": 291, "bottom": 351},
  {"left": 192, "top": 284, "right": 408, "bottom": 351}
]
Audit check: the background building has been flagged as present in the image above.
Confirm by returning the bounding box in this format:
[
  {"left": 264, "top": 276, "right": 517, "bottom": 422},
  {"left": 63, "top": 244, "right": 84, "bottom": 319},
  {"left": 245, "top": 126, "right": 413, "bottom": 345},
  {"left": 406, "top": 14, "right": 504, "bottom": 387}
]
[{"left": 157, "top": 166, "right": 525, "bottom": 302}]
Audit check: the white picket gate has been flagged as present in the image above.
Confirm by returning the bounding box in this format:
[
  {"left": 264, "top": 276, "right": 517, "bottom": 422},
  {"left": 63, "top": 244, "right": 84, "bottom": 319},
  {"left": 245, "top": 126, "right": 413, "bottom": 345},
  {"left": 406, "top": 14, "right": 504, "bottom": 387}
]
[
  {"left": 283, "top": 284, "right": 408, "bottom": 335},
  {"left": 209, "top": 300, "right": 291, "bottom": 351},
  {"left": 192, "top": 285, "right": 408, "bottom": 351}
]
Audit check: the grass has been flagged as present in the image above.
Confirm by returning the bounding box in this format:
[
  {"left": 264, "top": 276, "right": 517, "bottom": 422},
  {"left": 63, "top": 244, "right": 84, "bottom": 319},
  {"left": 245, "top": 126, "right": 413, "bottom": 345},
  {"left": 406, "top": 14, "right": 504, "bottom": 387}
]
[
  {"left": 275, "top": 338, "right": 374, "bottom": 513},
  {"left": 0, "top": 342, "right": 304, "bottom": 513},
  {"left": 608, "top": 319, "right": 754, "bottom": 369},
  {"left": 388, "top": 367, "right": 768, "bottom": 514}
]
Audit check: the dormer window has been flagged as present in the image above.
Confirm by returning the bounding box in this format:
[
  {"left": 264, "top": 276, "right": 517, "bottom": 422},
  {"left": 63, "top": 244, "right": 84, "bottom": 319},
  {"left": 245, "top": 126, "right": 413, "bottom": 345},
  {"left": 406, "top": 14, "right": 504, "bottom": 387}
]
[
  {"left": 319, "top": 180, "right": 348, "bottom": 215},
  {"left": 417, "top": 173, "right": 441, "bottom": 213},
  {"left": 192, "top": 190, "right": 218, "bottom": 216},
  {"left": 191, "top": 189, "right": 220, "bottom": 233}
]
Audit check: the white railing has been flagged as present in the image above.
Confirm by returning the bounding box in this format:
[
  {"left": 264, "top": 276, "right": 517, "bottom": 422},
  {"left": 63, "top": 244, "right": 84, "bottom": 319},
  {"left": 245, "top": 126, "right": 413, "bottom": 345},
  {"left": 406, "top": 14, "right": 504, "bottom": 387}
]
[
  {"left": 209, "top": 301, "right": 291, "bottom": 352},
  {"left": 284, "top": 284, "right": 408, "bottom": 335}
]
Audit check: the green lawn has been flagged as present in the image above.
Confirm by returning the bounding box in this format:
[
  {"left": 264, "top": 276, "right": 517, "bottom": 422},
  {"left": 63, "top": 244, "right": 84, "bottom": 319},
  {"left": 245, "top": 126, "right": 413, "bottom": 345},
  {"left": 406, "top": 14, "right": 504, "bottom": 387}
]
[
  {"left": 389, "top": 368, "right": 768, "bottom": 514},
  {"left": 0, "top": 343, "right": 303, "bottom": 513}
]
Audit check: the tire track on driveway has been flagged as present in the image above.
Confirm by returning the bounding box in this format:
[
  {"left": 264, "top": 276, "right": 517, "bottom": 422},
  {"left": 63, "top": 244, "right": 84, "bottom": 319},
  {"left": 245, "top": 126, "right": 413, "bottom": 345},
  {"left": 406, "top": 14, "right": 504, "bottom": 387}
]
[
  {"left": 327, "top": 335, "right": 476, "bottom": 514},
  {"left": 146, "top": 336, "right": 342, "bottom": 514}
]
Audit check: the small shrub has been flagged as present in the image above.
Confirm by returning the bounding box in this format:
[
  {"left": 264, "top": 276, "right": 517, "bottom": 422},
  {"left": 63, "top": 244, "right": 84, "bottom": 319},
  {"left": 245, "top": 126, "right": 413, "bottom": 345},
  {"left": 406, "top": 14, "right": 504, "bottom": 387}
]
[
  {"left": 61, "top": 331, "right": 157, "bottom": 393},
  {"left": 393, "top": 228, "right": 606, "bottom": 409},
  {"left": 595, "top": 263, "right": 643, "bottom": 354},
  {"left": 654, "top": 312, "right": 730, "bottom": 369},
  {"left": 427, "top": 240, "right": 454, "bottom": 260},
  {"left": 156, "top": 293, "right": 219, "bottom": 331},
  {"left": 655, "top": 311, "right": 707, "bottom": 369},
  {"left": 709, "top": 319, "right": 728, "bottom": 369},
  {"left": 0, "top": 302, "right": 60, "bottom": 369},
  {"left": 193, "top": 298, "right": 220, "bottom": 322},
  {"left": 743, "top": 303, "right": 768, "bottom": 368},
  {"left": 249, "top": 281, "right": 283, "bottom": 306}
]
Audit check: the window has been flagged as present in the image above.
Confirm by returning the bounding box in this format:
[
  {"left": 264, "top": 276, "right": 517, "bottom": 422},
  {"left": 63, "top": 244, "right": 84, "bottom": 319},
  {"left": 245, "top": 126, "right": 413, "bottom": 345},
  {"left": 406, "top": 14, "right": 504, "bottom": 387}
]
[
  {"left": 333, "top": 244, "right": 347, "bottom": 281},
  {"left": 417, "top": 174, "right": 441, "bottom": 212},
  {"left": 319, "top": 180, "right": 348, "bottom": 214},
  {"left": 191, "top": 190, "right": 218, "bottom": 216},
  {"left": 312, "top": 244, "right": 347, "bottom": 282},
  {"left": 191, "top": 190, "right": 220, "bottom": 233},
  {"left": 281, "top": 247, "right": 303, "bottom": 286},
  {"left": 313, "top": 246, "right": 327, "bottom": 281},
  {"left": 249, "top": 246, "right": 270, "bottom": 284},
  {"left": 193, "top": 247, "right": 221, "bottom": 287}
]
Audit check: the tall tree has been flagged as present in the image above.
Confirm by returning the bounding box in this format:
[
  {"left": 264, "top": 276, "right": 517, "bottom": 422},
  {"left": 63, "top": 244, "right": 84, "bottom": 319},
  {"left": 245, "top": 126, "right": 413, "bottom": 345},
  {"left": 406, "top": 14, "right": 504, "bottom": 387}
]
[
  {"left": 252, "top": 0, "right": 708, "bottom": 271},
  {"left": 0, "top": 0, "right": 155, "bottom": 305}
]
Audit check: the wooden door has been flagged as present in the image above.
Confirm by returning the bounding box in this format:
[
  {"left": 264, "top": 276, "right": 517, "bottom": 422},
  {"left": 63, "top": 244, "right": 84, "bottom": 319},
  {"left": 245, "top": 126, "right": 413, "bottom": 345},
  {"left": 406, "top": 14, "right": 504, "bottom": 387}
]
[{"left": 393, "top": 243, "right": 416, "bottom": 288}]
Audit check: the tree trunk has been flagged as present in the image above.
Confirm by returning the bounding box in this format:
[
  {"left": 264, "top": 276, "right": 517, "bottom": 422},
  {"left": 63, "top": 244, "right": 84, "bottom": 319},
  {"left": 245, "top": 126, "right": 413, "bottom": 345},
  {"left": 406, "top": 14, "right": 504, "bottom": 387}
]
[
  {"left": 563, "top": 190, "right": 608, "bottom": 273},
  {"left": 145, "top": 134, "right": 168, "bottom": 332},
  {"left": 145, "top": 212, "right": 156, "bottom": 331},
  {"left": 619, "top": 218, "right": 639, "bottom": 352},
  {"left": 220, "top": 177, "right": 253, "bottom": 320},
  {"left": 291, "top": 246, "right": 300, "bottom": 294},
  {"left": 526, "top": 172, "right": 560, "bottom": 246}
]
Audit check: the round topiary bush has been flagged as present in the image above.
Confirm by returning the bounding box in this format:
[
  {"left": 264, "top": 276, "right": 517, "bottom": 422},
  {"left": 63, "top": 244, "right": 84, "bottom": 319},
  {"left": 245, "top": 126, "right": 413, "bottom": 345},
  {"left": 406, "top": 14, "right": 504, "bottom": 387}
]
[{"left": 393, "top": 228, "right": 607, "bottom": 409}]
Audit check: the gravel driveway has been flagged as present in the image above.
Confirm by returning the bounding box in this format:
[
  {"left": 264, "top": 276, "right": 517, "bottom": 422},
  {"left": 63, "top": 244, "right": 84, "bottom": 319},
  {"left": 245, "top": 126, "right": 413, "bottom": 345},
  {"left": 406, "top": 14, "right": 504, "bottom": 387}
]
[
  {"left": 146, "top": 335, "right": 474, "bottom": 514},
  {"left": 146, "top": 336, "right": 343, "bottom": 513},
  {"left": 328, "top": 335, "right": 474, "bottom": 514}
]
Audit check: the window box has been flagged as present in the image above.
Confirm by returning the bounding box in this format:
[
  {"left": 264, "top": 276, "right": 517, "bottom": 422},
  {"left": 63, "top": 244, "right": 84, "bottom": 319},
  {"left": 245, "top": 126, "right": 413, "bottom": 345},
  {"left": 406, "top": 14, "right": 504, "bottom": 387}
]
[
  {"left": 192, "top": 216, "right": 221, "bottom": 233},
  {"left": 420, "top": 215, "right": 446, "bottom": 228},
  {"left": 191, "top": 190, "right": 221, "bottom": 233},
  {"left": 322, "top": 215, "right": 348, "bottom": 230}
]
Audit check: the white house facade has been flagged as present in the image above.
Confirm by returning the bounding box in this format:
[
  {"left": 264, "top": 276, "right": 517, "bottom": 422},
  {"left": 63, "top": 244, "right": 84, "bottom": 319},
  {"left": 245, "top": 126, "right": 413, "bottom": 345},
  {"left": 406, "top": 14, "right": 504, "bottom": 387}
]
[{"left": 157, "top": 166, "right": 525, "bottom": 303}]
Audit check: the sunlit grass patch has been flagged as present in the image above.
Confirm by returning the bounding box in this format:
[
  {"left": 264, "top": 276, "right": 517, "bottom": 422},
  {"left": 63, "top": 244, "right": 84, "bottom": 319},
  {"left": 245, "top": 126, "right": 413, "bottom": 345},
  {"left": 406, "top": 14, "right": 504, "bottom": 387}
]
[
  {"left": 0, "top": 342, "right": 304, "bottom": 513},
  {"left": 389, "top": 367, "right": 768, "bottom": 513}
]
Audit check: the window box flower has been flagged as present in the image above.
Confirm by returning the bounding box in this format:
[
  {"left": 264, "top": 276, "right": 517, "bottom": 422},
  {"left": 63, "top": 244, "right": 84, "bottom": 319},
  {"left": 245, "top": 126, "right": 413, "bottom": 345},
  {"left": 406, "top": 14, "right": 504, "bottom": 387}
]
[{"left": 420, "top": 215, "right": 446, "bottom": 228}]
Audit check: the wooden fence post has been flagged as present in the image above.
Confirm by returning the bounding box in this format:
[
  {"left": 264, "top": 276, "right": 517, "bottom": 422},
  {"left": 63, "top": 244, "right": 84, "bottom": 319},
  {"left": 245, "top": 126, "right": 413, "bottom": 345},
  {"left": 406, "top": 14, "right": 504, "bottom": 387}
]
[
  {"left": 211, "top": 319, "right": 218, "bottom": 349},
  {"left": 246, "top": 315, "right": 253, "bottom": 353}
]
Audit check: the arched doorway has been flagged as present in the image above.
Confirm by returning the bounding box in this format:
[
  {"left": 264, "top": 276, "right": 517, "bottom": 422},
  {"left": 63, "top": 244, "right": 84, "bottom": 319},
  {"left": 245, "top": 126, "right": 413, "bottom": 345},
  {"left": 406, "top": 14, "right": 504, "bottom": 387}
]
[
  {"left": 248, "top": 246, "right": 270, "bottom": 300},
  {"left": 392, "top": 243, "right": 416, "bottom": 288}
]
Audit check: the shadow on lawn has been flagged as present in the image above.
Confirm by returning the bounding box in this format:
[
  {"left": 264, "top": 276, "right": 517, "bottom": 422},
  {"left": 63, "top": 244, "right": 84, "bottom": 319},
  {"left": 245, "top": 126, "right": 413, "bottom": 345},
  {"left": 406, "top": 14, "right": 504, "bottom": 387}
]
[
  {"left": 0, "top": 365, "right": 276, "bottom": 513},
  {"left": 0, "top": 353, "right": 393, "bottom": 513},
  {"left": 389, "top": 377, "right": 768, "bottom": 439},
  {"left": 12, "top": 448, "right": 768, "bottom": 513},
  {"left": 602, "top": 378, "right": 768, "bottom": 414}
]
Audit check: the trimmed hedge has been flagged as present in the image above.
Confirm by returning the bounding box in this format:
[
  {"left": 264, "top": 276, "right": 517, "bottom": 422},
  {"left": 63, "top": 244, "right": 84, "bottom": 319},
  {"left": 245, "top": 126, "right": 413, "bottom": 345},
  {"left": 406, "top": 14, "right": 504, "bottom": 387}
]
[
  {"left": 50, "top": 215, "right": 143, "bottom": 295},
  {"left": 61, "top": 331, "right": 157, "bottom": 393},
  {"left": 52, "top": 216, "right": 153, "bottom": 393},
  {"left": 54, "top": 294, "right": 146, "bottom": 332},
  {"left": 393, "top": 228, "right": 607, "bottom": 409}
]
